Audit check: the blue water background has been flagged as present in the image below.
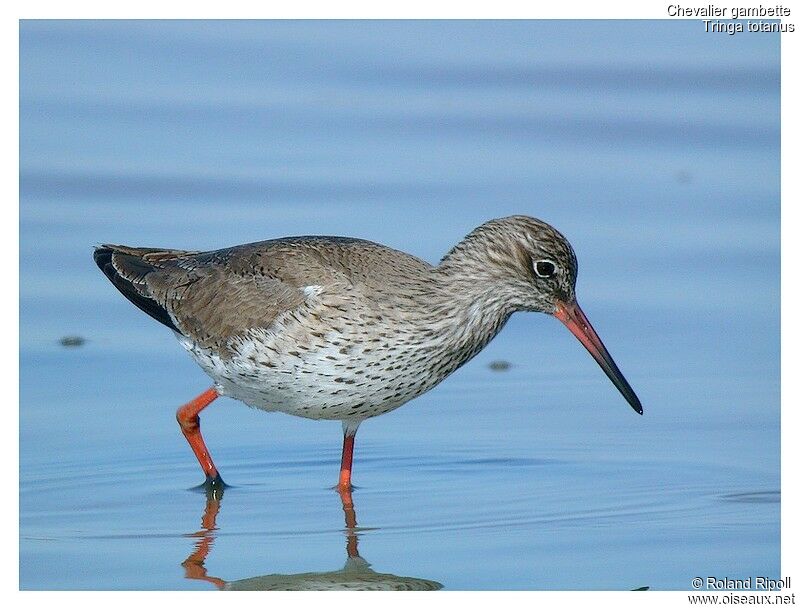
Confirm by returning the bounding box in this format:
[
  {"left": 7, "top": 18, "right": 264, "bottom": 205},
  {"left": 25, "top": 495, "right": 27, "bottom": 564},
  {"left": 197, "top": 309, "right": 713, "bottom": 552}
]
[{"left": 20, "top": 20, "right": 780, "bottom": 590}]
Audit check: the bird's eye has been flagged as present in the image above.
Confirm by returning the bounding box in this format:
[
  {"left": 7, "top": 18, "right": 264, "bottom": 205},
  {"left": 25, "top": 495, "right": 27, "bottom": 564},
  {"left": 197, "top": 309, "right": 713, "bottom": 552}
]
[{"left": 533, "top": 259, "right": 557, "bottom": 278}]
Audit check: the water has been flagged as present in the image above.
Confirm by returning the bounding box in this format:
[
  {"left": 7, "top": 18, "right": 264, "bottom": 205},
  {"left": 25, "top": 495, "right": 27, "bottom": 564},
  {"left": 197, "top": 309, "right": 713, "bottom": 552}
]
[{"left": 19, "top": 20, "right": 780, "bottom": 590}]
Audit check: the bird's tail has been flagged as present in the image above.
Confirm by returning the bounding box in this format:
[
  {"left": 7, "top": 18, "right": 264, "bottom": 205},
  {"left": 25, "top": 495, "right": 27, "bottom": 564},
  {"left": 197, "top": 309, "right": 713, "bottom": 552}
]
[{"left": 93, "top": 244, "right": 191, "bottom": 333}]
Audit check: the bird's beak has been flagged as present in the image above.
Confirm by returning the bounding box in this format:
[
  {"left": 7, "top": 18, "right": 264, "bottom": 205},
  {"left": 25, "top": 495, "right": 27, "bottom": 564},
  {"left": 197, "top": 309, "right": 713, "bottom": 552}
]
[{"left": 553, "top": 299, "right": 643, "bottom": 414}]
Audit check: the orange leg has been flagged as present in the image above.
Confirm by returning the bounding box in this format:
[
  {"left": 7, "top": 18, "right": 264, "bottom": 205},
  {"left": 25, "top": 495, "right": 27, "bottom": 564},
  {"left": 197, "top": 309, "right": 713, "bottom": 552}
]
[
  {"left": 176, "top": 387, "right": 225, "bottom": 488},
  {"left": 337, "top": 432, "right": 356, "bottom": 492}
]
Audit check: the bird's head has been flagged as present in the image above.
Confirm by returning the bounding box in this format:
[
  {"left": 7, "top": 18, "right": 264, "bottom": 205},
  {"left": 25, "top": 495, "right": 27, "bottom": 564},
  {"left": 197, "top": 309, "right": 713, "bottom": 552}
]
[{"left": 441, "top": 215, "right": 643, "bottom": 415}]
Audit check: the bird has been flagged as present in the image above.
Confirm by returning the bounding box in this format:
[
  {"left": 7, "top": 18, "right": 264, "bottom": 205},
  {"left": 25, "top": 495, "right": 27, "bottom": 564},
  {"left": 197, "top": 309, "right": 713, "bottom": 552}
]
[{"left": 93, "top": 215, "right": 643, "bottom": 492}]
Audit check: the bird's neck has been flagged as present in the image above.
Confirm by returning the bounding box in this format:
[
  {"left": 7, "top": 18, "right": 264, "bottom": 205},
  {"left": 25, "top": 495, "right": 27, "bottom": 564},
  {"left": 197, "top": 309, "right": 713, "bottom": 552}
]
[{"left": 419, "top": 265, "right": 516, "bottom": 371}]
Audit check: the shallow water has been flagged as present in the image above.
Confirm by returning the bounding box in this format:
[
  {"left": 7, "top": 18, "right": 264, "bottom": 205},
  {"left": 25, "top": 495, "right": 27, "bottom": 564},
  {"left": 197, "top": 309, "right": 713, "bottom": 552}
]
[{"left": 19, "top": 20, "right": 780, "bottom": 590}]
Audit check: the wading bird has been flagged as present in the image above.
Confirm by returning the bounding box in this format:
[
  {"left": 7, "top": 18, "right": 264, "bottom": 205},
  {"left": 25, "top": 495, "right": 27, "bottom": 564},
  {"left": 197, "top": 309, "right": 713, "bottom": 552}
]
[{"left": 94, "top": 215, "right": 643, "bottom": 492}]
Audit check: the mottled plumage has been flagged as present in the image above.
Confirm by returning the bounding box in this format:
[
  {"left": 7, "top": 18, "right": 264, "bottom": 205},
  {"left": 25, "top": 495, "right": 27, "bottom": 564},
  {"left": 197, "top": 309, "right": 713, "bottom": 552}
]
[{"left": 94, "top": 215, "right": 642, "bottom": 490}]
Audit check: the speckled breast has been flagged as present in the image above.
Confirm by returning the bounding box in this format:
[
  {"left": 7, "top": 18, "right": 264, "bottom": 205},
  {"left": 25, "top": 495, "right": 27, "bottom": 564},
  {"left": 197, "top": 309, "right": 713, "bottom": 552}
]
[{"left": 177, "top": 312, "right": 463, "bottom": 423}]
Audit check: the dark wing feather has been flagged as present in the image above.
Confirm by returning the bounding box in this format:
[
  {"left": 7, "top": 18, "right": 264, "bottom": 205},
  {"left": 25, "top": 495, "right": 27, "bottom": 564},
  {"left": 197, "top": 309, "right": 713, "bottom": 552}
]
[{"left": 94, "top": 246, "right": 186, "bottom": 333}]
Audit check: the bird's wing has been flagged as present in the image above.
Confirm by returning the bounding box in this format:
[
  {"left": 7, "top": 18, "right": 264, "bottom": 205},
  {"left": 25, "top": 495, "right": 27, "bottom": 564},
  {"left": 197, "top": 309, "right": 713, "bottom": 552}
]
[{"left": 95, "top": 241, "right": 350, "bottom": 348}]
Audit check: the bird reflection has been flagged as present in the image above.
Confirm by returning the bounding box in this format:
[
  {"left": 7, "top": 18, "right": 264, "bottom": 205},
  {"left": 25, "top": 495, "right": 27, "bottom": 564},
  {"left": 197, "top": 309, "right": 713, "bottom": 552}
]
[{"left": 181, "top": 487, "right": 443, "bottom": 591}]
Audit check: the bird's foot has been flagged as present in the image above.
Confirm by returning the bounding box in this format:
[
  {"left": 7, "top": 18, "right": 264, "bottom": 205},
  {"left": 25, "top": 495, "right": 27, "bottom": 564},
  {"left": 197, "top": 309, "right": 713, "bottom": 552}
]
[
  {"left": 332, "top": 483, "right": 358, "bottom": 493},
  {"left": 191, "top": 474, "right": 228, "bottom": 499}
]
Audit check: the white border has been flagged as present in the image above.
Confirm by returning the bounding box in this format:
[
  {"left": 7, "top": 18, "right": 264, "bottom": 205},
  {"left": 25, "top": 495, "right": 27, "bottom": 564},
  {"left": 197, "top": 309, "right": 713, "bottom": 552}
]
[{"left": 6, "top": 2, "right": 795, "bottom": 608}]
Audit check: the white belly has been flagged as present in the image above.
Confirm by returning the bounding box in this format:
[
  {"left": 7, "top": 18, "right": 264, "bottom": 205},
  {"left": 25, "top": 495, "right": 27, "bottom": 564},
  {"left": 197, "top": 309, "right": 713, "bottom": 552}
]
[{"left": 175, "top": 329, "right": 434, "bottom": 423}]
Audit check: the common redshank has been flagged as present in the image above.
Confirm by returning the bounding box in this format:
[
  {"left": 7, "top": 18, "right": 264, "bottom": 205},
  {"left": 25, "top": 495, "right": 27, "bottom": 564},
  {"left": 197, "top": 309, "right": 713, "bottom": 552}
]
[{"left": 94, "top": 215, "right": 643, "bottom": 491}]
